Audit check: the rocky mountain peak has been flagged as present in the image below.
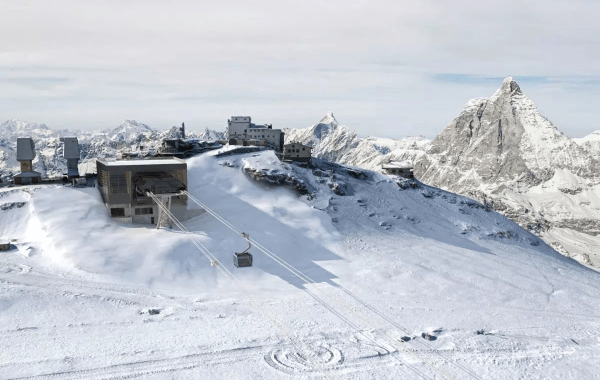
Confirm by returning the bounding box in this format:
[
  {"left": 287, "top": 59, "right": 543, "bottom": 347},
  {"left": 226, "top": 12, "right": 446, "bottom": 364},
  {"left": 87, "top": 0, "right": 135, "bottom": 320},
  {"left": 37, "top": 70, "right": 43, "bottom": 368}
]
[
  {"left": 310, "top": 112, "right": 341, "bottom": 140},
  {"left": 499, "top": 77, "right": 522, "bottom": 96},
  {"left": 488, "top": 77, "right": 523, "bottom": 102},
  {"left": 413, "top": 78, "right": 600, "bottom": 266},
  {"left": 319, "top": 112, "right": 338, "bottom": 126},
  {"left": 1, "top": 119, "right": 51, "bottom": 133},
  {"left": 114, "top": 120, "right": 153, "bottom": 132}
]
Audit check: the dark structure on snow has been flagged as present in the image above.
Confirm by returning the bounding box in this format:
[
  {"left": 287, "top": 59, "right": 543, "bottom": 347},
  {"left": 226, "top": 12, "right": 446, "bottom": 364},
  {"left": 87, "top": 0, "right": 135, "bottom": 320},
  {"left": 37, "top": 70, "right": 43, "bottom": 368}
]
[
  {"left": 14, "top": 138, "right": 41, "bottom": 185},
  {"left": 96, "top": 159, "right": 188, "bottom": 225},
  {"left": 60, "top": 137, "right": 81, "bottom": 178},
  {"left": 382, "top": 162, "right": 414, "bottom": 178}
]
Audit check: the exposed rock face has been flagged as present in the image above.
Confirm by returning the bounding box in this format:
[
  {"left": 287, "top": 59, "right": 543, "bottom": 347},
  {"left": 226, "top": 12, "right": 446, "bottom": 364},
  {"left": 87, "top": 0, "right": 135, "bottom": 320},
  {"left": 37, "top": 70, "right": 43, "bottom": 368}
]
[
  {"left": 414, "top": 77, "right": 600, "bottom": 267},
  {"left": 243, "top": 167, "right": 310, "bottom": 195},
  {"left": 284, "top": 112, "right": 430, "bottom": 172},
  {"left": 415, "top": 78, "right": 597, "bottom": 191}
]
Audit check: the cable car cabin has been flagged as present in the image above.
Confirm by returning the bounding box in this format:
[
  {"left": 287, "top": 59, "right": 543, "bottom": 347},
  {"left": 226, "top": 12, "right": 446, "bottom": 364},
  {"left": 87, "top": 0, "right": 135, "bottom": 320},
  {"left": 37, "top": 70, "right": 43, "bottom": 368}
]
[
  {"left": 233, "top": 252, "right": 253, "bottom": 268},
  {"left": 234, "top": 232, "right": 253, "bottom": 268}
]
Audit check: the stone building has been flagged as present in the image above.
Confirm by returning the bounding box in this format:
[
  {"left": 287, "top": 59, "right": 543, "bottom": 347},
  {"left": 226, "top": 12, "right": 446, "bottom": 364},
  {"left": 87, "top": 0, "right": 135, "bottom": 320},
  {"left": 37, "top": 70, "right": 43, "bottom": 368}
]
[
  {"left": 382, "top": 162, "right": 414, "bottom": 178},
  {"left": 226, "top": 116, "right": 284, "bottom": 152},
  {"left": 96, "top": 159, "right": 187, "bottom": 225},
  {"left": 282, "top": 142, "right": 312, "bottom": 165}
]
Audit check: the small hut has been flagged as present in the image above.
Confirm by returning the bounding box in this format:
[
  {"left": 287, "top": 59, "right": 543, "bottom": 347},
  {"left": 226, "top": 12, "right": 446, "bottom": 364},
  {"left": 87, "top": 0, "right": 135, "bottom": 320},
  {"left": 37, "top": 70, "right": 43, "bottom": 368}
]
[{"left": 382, "top": 161, "right": 414, "bottom": 178}]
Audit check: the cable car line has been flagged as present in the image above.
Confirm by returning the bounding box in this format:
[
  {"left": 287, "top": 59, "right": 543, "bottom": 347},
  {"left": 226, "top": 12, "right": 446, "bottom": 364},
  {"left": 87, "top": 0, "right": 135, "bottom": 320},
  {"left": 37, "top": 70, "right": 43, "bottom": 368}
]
[
  {"left": 147, "top": 191, "right": 343, "bottom": 380},
  {"left": 174, "top": 191, "right": 432, "bottom": 378},
  {"left": 183, "top": 191, "right": 477, "bottom": 380},
  {"left": 181, "top": 191, "right": 436, "bottom": 379},
  {"left": 184, "top": 190, "right": 460, "bottom": 380}
]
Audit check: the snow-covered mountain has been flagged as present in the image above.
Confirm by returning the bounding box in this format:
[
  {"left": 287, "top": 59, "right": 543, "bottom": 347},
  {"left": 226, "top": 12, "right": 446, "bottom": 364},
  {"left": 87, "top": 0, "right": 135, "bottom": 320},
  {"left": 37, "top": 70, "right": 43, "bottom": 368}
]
[
  {"left": 284, "top": 112, "right": 430, "bottom": 172},
  {"left": 0, "top": 120, "right": 225, "bottom": 180},
  {"left": 414, "top": 77, "right": 600, "bottom": 267},
  {"left": 283, "top": 84, "right": 600, "bottom": 269}
]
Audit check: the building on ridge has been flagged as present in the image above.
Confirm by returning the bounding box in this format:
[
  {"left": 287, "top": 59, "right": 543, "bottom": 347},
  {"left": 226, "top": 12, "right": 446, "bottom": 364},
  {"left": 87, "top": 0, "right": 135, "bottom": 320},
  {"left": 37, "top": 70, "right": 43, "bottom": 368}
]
[
  {"left": 382, "top": 161, "right": 414, "bottom": 178},
  {"left": 226, "top": 116, "right": 284, "bottom": 152},
  {"left": 14, "top": 138, "right": 41, "bottom": 185},
  {"left": 282, "top": 142, "right": 312, "bottom": 165}
]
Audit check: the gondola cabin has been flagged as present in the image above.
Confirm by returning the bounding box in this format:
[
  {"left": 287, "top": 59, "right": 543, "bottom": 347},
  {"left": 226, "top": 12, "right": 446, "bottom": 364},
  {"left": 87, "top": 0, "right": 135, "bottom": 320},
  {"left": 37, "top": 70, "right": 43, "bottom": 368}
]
[{"left": 233, "top": 252, "right": 253, "bottom": 268}]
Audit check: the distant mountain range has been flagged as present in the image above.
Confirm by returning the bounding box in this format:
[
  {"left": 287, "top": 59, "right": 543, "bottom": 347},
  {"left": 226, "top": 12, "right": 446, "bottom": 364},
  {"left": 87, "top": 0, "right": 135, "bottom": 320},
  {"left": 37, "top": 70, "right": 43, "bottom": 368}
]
[
  {"left": 0, "top": 120, "right": 225, "bottom": 180},
  {"left": 2, "top": 78, "right": 599, "bottom": 268}
]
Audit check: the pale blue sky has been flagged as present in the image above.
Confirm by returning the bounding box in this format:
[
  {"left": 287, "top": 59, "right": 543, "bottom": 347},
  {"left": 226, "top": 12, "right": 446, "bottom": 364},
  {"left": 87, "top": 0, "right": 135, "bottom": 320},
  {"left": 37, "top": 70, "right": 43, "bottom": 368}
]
[{"left": 0, "top": 0, "right": 598, "bottom": 138}]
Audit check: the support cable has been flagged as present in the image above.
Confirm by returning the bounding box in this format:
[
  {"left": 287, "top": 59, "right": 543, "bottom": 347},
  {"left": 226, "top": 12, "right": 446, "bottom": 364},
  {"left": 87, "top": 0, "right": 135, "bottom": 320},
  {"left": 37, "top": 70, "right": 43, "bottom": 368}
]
[
  {"left": 147, "top": 192, "right": 341, "bottom": 380},
  {"left": 184, "top": 192, "right": 438, "bottom": 376},
  {"left": 184, "top": 191, "right": 481, "bottom": 380},
  {"left": 182, "top": 192, "right": 431, "bottom": 378}
]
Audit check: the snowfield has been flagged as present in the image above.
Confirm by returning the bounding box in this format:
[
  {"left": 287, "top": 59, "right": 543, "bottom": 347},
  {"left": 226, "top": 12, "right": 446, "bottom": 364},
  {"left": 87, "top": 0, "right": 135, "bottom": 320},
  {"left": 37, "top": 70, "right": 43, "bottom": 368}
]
[{"left": 1, "top": 150, "right": 599, "bottom": 379}]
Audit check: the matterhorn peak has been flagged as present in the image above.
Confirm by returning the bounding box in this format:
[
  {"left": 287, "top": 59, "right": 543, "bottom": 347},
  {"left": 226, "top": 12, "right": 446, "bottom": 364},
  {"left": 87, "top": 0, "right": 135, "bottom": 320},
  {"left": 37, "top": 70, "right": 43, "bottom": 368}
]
[
  {"left": 319, "top": 112, "right": 338, "bottom": 126},
  {"left": 499, "top": 77, "right": 522, "bottom": 96}
]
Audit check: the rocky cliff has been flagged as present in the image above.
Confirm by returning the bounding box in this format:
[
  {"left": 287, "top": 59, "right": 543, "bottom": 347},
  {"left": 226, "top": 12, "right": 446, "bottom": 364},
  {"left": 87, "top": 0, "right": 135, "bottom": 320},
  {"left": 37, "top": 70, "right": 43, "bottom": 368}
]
[{"left": 414, "top": 78, "right": 600, "bottom": 267}]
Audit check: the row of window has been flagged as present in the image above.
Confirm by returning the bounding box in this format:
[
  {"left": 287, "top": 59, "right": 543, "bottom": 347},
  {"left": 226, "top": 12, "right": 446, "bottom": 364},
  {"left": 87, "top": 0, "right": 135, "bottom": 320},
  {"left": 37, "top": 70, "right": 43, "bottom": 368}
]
[
  {"left": 135, "top": 207, "right": 153, "bottom": 215},
  {"left": 110, "top": 174, "right": 128, "bottom": 194},
  {"left": 110, "top": 207, "right": 154, "bottom": 217}
]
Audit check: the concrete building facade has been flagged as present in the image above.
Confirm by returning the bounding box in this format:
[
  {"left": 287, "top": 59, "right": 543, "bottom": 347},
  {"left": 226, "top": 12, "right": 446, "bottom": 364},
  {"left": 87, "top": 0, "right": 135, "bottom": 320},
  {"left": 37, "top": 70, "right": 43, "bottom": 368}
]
[
  {"left": 96, "top": 159, "right": 187, "bottom": 225},
  {"left": 227, "top": 116, "right": 284, "bottom": 152},
  {"left": 282, "top": 143, "right": 312, "bottom": 164},
  {"left": 60, "top": 137, "right": 80, "bottom": 178},
  {"left": 382, "top": 162, "right": 414, "bottom": 178},
  {"left": 14, "top": 138, "right": 41, "bottom": 185}
]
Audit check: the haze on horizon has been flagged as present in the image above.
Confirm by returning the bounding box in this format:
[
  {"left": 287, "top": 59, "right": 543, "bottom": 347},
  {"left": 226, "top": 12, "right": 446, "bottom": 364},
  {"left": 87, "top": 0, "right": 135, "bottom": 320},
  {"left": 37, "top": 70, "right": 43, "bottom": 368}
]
[{"left": 0, "top": 0, "right": 598, "bottom": 138}]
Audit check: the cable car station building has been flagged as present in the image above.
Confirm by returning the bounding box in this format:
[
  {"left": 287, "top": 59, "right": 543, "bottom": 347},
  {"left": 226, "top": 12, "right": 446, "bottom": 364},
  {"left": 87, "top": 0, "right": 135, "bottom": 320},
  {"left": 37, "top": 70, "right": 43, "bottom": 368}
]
[{"left": 96, "top": 159, "right": 188, "bottom": 225}]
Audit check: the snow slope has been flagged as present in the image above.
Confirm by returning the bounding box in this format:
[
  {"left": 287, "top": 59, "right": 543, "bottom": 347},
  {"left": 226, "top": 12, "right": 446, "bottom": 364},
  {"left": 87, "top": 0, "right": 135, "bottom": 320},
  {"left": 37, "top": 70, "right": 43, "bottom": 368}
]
[{"left": 1, "top": 150, "right": 599, "bottom": 379}]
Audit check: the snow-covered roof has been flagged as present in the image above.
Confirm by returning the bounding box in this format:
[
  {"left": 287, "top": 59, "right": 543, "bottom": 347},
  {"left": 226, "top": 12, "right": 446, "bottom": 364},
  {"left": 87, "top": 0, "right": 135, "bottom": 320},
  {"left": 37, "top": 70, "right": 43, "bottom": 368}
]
[
  {"left": 99, "top": 158, "right": 185, "bottom": 167},
  {"left": 16, "top": 138, "right": 36, "bottom": 161},
  {"left": 230, "top": 116, "right": 251, "bottom": 122},
  {"left": 382, "top": 161, "right": 413, "bottom": 169},
  {"left": 14, "top": 171, "right": 41, "bottom": 177},
  {"left": 284, "top": 142, "right": 311, "bottom": 149},
  {"left": 60, "top": 137, "right": 80, "bottom": 159}
]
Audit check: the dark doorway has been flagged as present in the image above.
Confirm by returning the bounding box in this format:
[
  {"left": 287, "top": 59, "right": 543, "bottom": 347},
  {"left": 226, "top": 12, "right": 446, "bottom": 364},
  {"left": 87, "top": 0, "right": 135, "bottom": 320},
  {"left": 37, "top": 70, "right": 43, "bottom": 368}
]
[{"left": 110, "top": 208, "right": 125, "bottom": 217}]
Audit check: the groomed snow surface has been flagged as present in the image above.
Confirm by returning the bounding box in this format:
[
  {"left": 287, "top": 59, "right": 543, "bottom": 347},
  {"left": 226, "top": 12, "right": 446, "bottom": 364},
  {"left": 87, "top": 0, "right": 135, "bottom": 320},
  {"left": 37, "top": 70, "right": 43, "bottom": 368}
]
[{"left": 1, "top": 150, "right": 599, "bottom": 379}]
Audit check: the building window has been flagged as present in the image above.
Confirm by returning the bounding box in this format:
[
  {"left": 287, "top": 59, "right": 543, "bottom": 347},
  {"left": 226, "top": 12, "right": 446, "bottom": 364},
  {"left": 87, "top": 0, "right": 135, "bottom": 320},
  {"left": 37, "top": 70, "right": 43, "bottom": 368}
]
[
  {"left": 110, "top": 208, "right": 125, "bottom": 217},
  {"left": 98, "top": 170, "right": 108, "bottom": 188},
  {"left": 135, "top": 207, "right": 153, "bottom": 215},
  {"left": 110, "top": 174, "right": 127, "bottom": 194}
]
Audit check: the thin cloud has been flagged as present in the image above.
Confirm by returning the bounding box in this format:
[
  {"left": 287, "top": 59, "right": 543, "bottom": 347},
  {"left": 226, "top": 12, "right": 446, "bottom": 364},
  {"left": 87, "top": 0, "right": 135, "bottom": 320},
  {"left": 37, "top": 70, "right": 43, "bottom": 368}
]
[{"left": 0, "top": 0, "right": 598, "bottom": 138}]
